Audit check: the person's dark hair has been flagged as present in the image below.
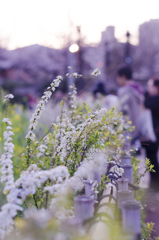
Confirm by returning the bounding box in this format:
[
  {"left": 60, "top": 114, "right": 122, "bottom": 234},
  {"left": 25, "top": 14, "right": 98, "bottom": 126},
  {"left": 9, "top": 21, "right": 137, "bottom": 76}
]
[
  {"left": 154, "top": 79, "right": 159, "bottom": 88},
  {"left": 117, "top": 66, "right": 132, "bottom": 80},
  {"left": 93, "top": 81, "right": 107, "bottom": 96}
]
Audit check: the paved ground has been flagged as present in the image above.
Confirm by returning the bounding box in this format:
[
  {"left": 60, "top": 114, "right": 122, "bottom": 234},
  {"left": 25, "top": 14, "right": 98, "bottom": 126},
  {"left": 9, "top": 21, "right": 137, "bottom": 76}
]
[
  {"left": 137, "top": 148, "right": 159, "bottom": 238},
  {"left": 145, "top": 190, "right": 159, "bottom": 237}
]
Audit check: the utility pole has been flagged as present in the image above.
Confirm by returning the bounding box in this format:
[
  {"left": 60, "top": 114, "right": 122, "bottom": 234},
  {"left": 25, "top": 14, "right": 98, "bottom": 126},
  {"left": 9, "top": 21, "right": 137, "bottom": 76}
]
[
  {"left": 76, "top": 26, "right": 84, "bottom": 91},
  {"left": 125, "top": 31, "right": 132, "bottom": 65},
  {"left": 67, "top": 2, "right": 74, "bottom": 92}
]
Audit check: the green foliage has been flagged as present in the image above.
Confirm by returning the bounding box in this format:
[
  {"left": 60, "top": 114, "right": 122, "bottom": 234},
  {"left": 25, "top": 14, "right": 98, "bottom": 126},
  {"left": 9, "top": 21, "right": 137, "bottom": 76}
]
[
  {"left": 0, "top": 104, "right": 28, "bottom": 177},
  {"left": 97, "top": 174, "right": 110, "bottom": 197},
  {"left": 131, "top": 155, "right": 159, "bottom": 239},
  {"left": 0, "top": 84, "right": 128, "bottom": 211},
  {"left": 141, "top": 222, "right": 159, "bottom": 240},
  {"left": 131, "top": 156, "right": 155, "bottom": 186},
  {"left": 1, "top": 80, "right": 159, "bottom": 240}
]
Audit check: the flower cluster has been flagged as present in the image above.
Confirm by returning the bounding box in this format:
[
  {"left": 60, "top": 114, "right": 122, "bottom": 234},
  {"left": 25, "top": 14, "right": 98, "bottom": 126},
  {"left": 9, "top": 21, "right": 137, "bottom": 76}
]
[
  {"left": 0, "top": 164, "right": 69, "bottom": 238},
  {"left": 26, "top": 75, "right": 63, "bottom": 142},
  {"left": 69, "top": 85, "right": 77, "bottom": 120},
  {"left": 111, "top": 165, "right": 124, "bottom": 176},
  {"left": 62, "top": 156, "right": 106, "bottom": 193},
  {"left": 49, "top": 94, "right": 126, "bottom": 171},
  {"left": 0, "top": 118, "right": 14, "bottom": 193},
  {"left": 0, "top": 203, "right": 22, "bottom": 239},
  {"left": 72, "top": 72, "right": 78, "bottom": 78},
  {"left": 36, "top": 144, "right": 47, "bottom": 158},
  {"left": 3, "top": 94, "right": 14, "bottom": 103},
  {"left": 0, "top": 69, "right": 137, "bottom": 239}
]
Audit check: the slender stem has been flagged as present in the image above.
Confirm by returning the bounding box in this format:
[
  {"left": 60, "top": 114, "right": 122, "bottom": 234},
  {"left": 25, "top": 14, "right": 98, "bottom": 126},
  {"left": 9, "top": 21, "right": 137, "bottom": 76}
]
[
  {"left": 52, "top": 157, "right": 55, "bottom": 167},
  {"left": 36, "top": 125, "right": 53, "bottom": 150},
  {"left": 134, "top": 169, "right": 147, "bottom": 185},
  {"left": 33, "top": 194, "right": 38, "bottom": 209},
  {"left": 51, "top": 100, "right": 65, "bottom": 166},
  {"left": 27, "top": 141, "right": 30, "bottom": 167},
  {"left": 24, "top": 201, "right": 28, "bottom": 208},
  {"left": 45, "top": 191, "right": 49, "bottom": 209},
  {"left": 80, "top": 136, "right": 98, "bottom": 163},
  {"left": 4, "top": 101, "right": 9, "bottom": 118},
  {"left": 64, "top": 124, "right": 100, "bottom": 164}
]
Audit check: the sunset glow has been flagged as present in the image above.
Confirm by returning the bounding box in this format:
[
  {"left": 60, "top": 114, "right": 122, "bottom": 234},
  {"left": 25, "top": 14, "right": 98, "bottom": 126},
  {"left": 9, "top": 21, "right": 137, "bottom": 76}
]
[{"left": 0, "top": 0, "right": 159, "bottom": 49}]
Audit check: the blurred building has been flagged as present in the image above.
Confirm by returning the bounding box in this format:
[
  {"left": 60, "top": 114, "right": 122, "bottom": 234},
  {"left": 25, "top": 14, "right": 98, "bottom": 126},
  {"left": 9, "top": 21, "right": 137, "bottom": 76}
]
[
  {"left": 134, "top": 19, "right": 159, "bottom": 80},
  {"left": 1, "top": 19, "right": 159, "bottom": 100}
]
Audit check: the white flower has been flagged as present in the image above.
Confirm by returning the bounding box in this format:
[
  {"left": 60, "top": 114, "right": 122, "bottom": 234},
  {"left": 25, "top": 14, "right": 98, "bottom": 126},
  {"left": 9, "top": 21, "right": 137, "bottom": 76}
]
[
  {"left": 111, "top": 165, "right": 124, "bottom": 176},
  {"left": 0, "top": 118, "right": 14, "bottom": 195},
  {"left": 91, "top": 68, "right": 101, "bottom": 76},
  {"left": 73, "top": 73, "right": 78, "bottom": 78},
  {"left": 118, "top": 167, "right": 124, "bottom": 176},
  {"left": 1, "top": 203, "right": 22, "bottom": 217},
  {"left": 57, "top": 75, "right": 63, "bottom": 80},
  {"left": 3, "top": 94, "right": 14, "bottom": 103},
  {"left": 6, "top": 126, "right": 12, "bottom": 130},
  {"left": 2, "top": 118, "right": 12, "bottom": 125},
  {"left": 37, "top": 144, "right": 47, "bottom": 158},
  {"left": 54, "top": 81, "right": 60, "bottom": 87},
  {"left": 25, "top": 131, "right": 36, "bottom": 141},
  {"left": 27, "top": 164, "right": 39, "bottom": 172},
  {"left": 26, "top": 74, "right": 63, "bottom": 141}
]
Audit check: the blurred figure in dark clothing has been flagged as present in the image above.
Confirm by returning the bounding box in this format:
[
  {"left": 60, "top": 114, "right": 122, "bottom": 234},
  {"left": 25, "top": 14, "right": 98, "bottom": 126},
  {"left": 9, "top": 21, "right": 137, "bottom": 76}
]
[
  {"left": 93, "top": 81, "right": 107, "bottom": 98},
  {"left": 145, "top": 79, "right": 159, "bottom": 145},
  {"left": 116, "top": 66, "right": 159, "bottom": 189},
  {"left": 144, "top": 78, "right": 159, "bottom": 190}
]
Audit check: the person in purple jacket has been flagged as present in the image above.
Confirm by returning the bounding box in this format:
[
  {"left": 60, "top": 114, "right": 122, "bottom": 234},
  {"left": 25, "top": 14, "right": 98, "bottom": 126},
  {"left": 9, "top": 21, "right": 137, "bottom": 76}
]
[
  {"left": 117, "top": 67, "right": 159, "bottom": 190},
  {"left": 116, "top": 66, "right": 144, "bottom": 141}
]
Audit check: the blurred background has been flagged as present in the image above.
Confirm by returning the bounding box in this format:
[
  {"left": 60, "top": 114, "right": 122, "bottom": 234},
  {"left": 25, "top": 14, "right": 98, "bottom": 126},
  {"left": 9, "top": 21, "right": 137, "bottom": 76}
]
[
  {"left": 0, "top": 0, "right": 159, "bottom": 236},
  {"left": 0, "top": 0, "right": 159, "bottom": 104}
]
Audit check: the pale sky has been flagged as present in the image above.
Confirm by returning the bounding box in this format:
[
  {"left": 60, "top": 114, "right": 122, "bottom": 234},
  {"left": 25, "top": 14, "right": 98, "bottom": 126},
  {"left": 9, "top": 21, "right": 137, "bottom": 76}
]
[{"left": 0, "top": 0, "right": 159, "bottom": 50}]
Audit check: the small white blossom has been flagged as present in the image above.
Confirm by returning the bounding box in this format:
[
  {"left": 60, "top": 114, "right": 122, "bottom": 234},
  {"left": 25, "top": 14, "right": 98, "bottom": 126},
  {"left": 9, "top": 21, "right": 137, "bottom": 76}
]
[
  {"left": 72, "top": 73, "right": 78, "bottom": 78},
  {"left": 2, "top": 118, "right": 12, "bottom": 125},
  {"left": 57, "top": 75, "right": 63, "bottom": 80},
  {"left": 91, "top": 68, "right": 101, "bottom": 76},
  {"left": 3, "top": 94, "right": 14, "bottom": 103},
  {"left": 26, "top": 74, "right": 63, "bottom": 141},
  {"left": 0, "top": 117, "right": 14, "bottom": 194},
  {"left": 37, "top": 144, "right": 47, "bottom": 158}
]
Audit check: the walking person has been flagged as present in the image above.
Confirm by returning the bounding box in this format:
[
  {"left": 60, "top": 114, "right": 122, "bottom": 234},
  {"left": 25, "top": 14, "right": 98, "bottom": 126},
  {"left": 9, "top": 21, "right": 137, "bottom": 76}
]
[
  {"left": 145, "top": 78, "right": 159, "bottom": 147},
  {"left": 116, "top": 65, "right": 144, "bottom": 142},
  {"left": 116, "top": 66, "right": 159, "bottom": 190},
  {"left": 143, "top": 78, "right": 159, "bottom": 190}
]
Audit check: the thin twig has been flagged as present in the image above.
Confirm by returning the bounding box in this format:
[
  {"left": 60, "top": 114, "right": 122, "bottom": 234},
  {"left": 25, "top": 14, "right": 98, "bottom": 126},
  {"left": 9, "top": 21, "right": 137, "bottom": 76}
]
[
  {"left": 45, "top": 191, "right": 49, "bottom": 209},
  {"left": 33, "top": 194, "right": 38, "bottom": 209}
]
